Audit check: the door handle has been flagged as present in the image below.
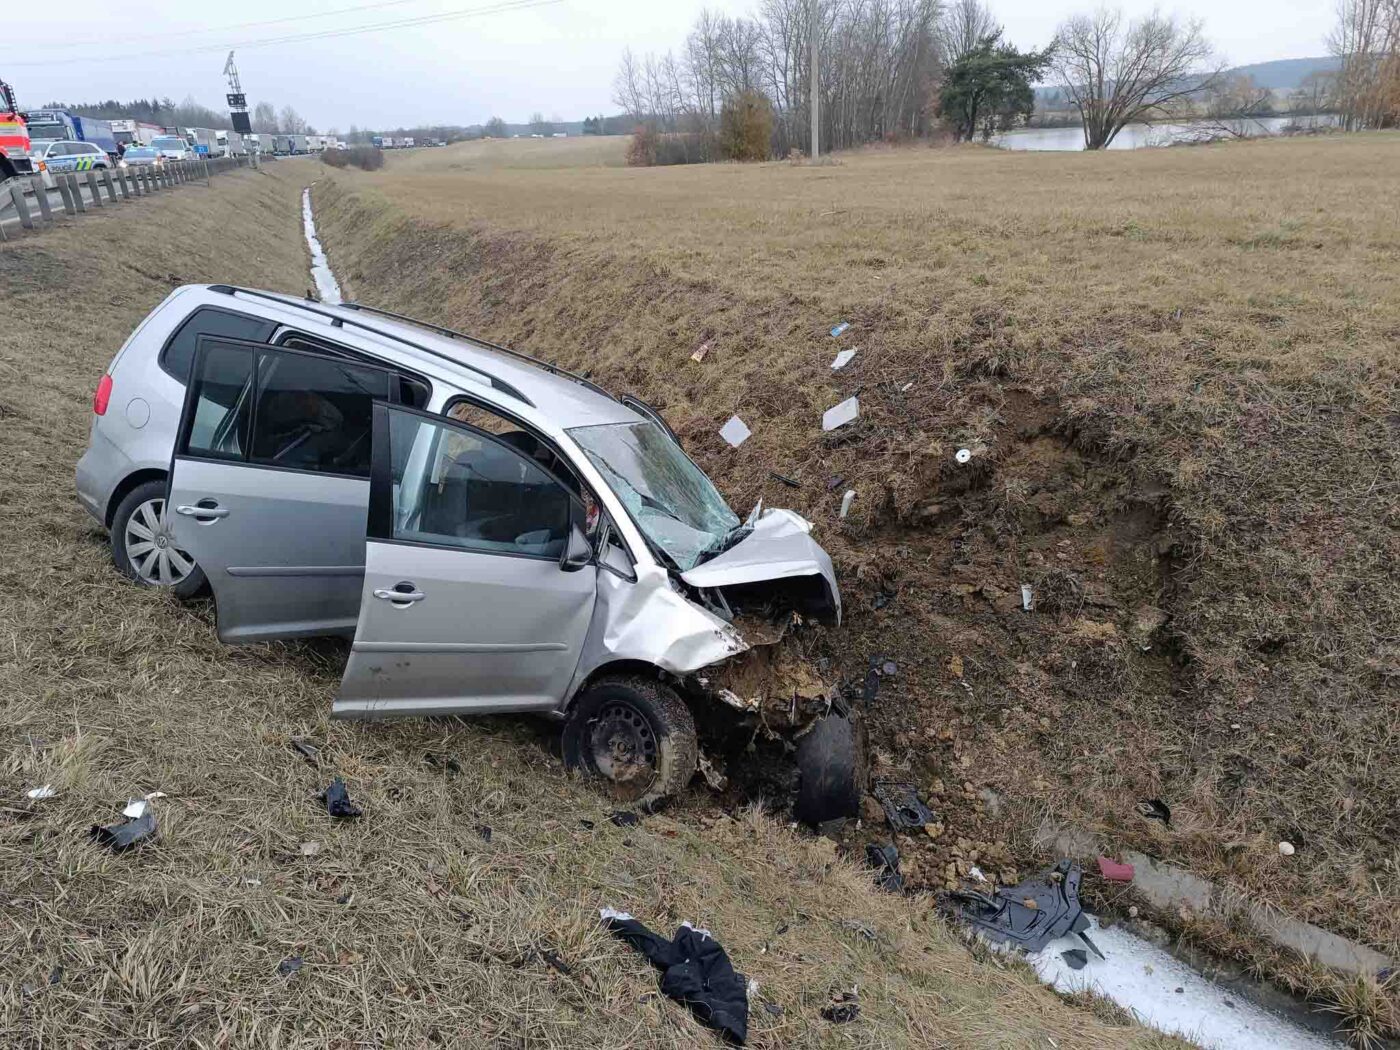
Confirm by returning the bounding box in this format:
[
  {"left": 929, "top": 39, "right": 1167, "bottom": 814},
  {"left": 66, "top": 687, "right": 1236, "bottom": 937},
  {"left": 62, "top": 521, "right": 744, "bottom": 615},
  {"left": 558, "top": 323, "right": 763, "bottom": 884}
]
[
  {"left": 374, "top": 587, "right": 425, "bottom": 603},
  {"left": 176, "top": 504, "right": 230, "bottom": 520}
]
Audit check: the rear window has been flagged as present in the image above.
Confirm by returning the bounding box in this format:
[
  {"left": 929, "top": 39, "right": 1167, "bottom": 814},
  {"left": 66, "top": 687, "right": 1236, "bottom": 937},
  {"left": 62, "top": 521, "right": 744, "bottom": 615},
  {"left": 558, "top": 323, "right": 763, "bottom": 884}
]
[{"left": 161, "top": 307, "right": 276, "bottom": 382}]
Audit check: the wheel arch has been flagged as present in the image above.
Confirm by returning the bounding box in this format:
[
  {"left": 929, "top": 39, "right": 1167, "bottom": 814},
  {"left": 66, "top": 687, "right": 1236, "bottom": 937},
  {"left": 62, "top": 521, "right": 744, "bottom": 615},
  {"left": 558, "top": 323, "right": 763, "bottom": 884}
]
[
  {"left": 105, "top": 469, "right": 168, "bottom": 527},
  {"left": 567, "top": 659, "right": 671, "bottom": 711}
]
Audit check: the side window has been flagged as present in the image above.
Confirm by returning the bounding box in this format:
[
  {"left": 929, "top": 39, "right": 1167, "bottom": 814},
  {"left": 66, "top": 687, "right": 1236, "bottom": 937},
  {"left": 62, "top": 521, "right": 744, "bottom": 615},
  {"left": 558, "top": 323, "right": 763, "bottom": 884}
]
[
  {"left": 249, "top": 350, "right": 390, "bottom": 477},
  {"left": 279, "top": 331, "right": 431, "bottom": 408},
  {"left": 162, "top": 308, "right": 276, "bottom": 382},
  {"left": 184, "top": 343, "right": 254, "bottom": 460},
  {"left": 388, "top": 411, "right": 575, "bottom": 559}
]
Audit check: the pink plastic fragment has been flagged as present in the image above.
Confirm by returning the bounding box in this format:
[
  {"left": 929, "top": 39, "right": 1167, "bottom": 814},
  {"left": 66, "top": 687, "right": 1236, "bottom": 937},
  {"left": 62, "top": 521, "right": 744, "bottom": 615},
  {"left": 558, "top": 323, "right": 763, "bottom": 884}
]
[{"left": 1097, "top": 856, "right": 1135, "bottom": 882}]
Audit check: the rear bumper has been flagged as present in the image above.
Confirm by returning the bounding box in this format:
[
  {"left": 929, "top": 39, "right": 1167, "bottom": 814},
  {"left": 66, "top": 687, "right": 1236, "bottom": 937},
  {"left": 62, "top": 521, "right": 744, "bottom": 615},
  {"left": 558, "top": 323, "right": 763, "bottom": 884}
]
[{"left": 75, "top": 430, "right": 135, "bottom": 528}]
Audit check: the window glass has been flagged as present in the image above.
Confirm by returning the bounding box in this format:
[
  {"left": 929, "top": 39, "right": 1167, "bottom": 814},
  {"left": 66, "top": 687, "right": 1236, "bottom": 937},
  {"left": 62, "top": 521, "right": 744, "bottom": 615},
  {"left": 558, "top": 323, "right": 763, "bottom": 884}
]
[
  {"left": 184, "top": 343, "right": 253, "bottom": 460},
  {"left": 391, "top": 412, "right": 574, "bottom": 559},
  {"left": 162, "top": 308, "right": 276, "bottom": 382},
  {"left": 280, "top": 332, "right": 431, "bottom": 408},
  {"left": 250, "top": 351, "right": 389, "bottom": 477}
]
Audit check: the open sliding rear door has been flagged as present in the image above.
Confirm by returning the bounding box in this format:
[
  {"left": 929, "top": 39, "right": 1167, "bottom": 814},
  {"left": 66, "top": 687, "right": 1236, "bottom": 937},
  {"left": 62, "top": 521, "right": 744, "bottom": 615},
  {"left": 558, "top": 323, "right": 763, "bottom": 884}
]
[
  {"left": 335, "top": 402, "right": 598, "bottom": 719},
  {"left": 167, "top": 336, "right": 397, "bottom": 642}
]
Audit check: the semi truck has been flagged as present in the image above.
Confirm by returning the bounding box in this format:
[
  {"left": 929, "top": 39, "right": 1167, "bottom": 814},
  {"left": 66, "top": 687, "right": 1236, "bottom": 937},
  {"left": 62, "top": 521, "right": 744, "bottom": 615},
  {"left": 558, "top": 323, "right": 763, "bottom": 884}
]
[
  {"left": 402, "top": 136, "right": 415, "bottom": 148},
  {"left": 22, "top": 109, "right": 119, "bottom": 158},
  {"left": 110, "top": 119, "right": 164, "bottom": 147},
  {"left": 215, "top": 130, "right": 248, "bottom": 156}
]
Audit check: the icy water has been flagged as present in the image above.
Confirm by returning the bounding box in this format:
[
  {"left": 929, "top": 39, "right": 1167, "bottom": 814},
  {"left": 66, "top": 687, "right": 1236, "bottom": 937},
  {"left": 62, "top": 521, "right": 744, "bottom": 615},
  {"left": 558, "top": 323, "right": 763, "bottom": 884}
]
[
  {"left": 302, "top": 186, "right": 342, "bottom": 305},
  {"left": 995, "top": 114, "right": 1340, "bottom": 151}
]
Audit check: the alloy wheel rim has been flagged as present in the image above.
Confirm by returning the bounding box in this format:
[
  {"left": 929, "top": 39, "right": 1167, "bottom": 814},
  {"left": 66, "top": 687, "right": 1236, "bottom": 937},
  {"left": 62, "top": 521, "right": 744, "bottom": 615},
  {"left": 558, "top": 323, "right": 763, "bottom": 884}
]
[{"left": 124, "top": 497, "right": 196, "bottom": 587}]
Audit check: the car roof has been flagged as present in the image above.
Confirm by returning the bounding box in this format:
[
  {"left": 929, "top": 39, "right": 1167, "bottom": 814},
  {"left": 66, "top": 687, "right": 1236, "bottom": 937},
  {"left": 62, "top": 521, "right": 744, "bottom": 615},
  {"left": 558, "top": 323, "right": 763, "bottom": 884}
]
[{"left": 200, "top": 286, "right": 643, "bottom": 430}]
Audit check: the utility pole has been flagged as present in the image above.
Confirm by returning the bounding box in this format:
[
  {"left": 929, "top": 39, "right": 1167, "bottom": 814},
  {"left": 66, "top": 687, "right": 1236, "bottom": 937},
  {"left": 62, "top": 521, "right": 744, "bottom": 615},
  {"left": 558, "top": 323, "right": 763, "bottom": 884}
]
[{"left": 808, "top": 0, "right": 819, "bottom": 158}]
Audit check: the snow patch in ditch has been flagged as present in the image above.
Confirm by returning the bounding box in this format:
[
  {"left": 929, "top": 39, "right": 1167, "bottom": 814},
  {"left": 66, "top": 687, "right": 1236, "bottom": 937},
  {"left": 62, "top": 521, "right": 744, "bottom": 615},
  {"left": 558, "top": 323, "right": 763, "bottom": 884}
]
[
  {"left": 302, "top": 186, "right": 341, "bottom": 305},
  {"left": 1030, "top": 917, "right": 1340, "bottom": 1049}
]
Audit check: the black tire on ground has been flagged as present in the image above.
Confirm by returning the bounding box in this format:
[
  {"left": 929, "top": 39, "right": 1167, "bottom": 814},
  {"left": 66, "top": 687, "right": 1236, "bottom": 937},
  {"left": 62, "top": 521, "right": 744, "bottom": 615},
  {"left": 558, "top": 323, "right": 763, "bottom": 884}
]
[
  {"left": 562, "top": 675, "right": 698, "bottom": 812},
  {"left": 793, "top": 709, "right": 867, "bottom": 826},
  {"left": 110, "top": 479, "right": 209, "bottom": 599}
]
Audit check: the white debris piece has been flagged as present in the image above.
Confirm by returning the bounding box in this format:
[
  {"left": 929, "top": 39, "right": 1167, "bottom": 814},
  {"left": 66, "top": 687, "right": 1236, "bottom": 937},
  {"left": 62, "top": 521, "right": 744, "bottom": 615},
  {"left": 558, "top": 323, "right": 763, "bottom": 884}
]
[
  {"left": 719, "top": 415, "right": 752, "bottom": 447},
  {"left": 839, "top": 490, "right": 856, "bottom": 519},
  {"left": 1021, "top": 584, "right": 1034, "bottom": 611},
  {"left": 831, "top": 348, "right": 857, "bottom": 370},
  {"left": 955, "top": 448, "right": 973, "bottom": 465},
  {"left": 599, "top": 907, "right": 635, "bottom": 921},
  {"left": 25, "top": 785, "right": 57, "bottom": 801},
  {"left": 822, "top": 396, "right": 859, "bottom": 431},
  {"left": 968, "top": 865, "right": 988, "bottom": 883},
  {"left": 122, "top": 799, "right": 148, "bottom": 819},
  {"left": 1278, "top": 841, "right": 1296, "bottom": 856}
]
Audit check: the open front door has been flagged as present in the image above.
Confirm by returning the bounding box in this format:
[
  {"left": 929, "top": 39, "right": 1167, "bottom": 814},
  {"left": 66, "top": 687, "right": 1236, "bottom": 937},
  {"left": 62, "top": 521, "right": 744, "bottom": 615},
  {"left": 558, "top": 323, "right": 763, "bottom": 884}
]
[
  {"left": 167, "top": 336, "right": 397, "bottom": 642},
  {"left": 335, "top": 403, "right": 598, "bottom": 719}
]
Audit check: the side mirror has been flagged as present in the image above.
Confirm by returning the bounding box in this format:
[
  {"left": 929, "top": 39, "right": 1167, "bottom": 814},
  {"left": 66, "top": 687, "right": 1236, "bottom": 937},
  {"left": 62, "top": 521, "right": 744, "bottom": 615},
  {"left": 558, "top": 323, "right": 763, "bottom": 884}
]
[{"left": 560, "top": 523, "right": 593, "bottom": 572}]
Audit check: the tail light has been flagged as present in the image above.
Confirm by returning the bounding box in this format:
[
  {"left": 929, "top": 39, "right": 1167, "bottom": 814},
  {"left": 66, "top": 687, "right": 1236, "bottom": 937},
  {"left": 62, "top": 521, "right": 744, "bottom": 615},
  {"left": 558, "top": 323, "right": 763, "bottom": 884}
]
[{"left": 93, "top": 374, "right": 113, "bottom": 416}]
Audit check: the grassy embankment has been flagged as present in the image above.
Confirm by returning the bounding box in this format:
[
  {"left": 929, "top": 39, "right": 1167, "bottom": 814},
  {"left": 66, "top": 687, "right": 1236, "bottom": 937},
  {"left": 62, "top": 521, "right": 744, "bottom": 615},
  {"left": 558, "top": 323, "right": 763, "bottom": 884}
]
[
  {"left": 312, "top": 132, "right": 1400, "bottom": 1038},
  {"left": 0, "top": 159, "right": 1167, "bottom": 1047}
]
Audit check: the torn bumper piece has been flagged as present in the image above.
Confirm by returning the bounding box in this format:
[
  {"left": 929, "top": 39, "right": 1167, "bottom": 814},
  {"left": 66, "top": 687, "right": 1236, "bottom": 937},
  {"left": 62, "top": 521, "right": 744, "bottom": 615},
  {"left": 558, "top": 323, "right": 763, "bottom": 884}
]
[
  {"left": 944, "top": 860, "right": 1104, "bottom": 959},
  {"left": 702, "top": 614, "right": 836, "bottom": 731}
]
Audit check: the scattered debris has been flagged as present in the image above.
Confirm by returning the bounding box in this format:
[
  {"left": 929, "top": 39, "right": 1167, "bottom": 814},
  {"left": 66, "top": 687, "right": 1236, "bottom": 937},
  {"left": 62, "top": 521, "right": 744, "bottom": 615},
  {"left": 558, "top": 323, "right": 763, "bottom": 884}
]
[
  {"left": 831, "top": 348, "right": 857, "bottom": 369},
  {"left": 323, "top": 778, "right": 362, "bottom": 819},
  {"left": 121, "top": 799, "right": 150, "bottom": 820},
  {"left": 1021, "top": 584, "right": 1034, "bottom": 611},
  {"left": 840, "top": 919, "right": 878, "bottom": 942},
  {"left": 424, "top": 752, "right": 462, "bottom": 774},
  {"left": 697, "top": 750, "right": 729, "bottom": 791},
  {"left": 609, "top": 810, "right": 641, "bottom": 828},
  {"left": 968, "top": 865, "right": 989, "bottom": 884},
  {"left": 865, "top": 843, "right": 904, "bottom": 893},
  {"left": 1062, "top": 948, "right": 1089, "bottom": 970},
  {"left": 768, "top": 471, "right": 800, "bottom": 488},
  {"left": 90, "top": 809, "right": 157, "bottom": 851},
  {"left": 24, "top": 785, "right": 57, "bottom": 801},
  {"left": 945, "top": 860, "right": 1103, "bottom": 958},
  {"left": 880, "top": 659, "right": 897, "bottom": 677},
  {"left": 839, "top": 489, "right": 856, "bottom": 519},
  {"left": 830, "top": 321, "right": 850, "bottom": 337},
  {"left": 290, "top": 738, "right": 320, "bottom": 767},
  {"left": 690, "top": 341, "right": 711, "bottom": 363},
  {"left": 1097, "top": 856, "right": 1135, "bottom": 882},
  {"left": 872, "top": 781, "right": 934, "bottom": 831},
  {"left": 1136, "top": 799, "right": 1172, "bottom": 826},
  {"left": 299, "top": 840, "right": 321, "bottom": 857},
  {"left": 821, "top": 988, "right": 861, "bottom": 1023},
  {"left": 822, "top": 396, "right": 860, "bottom": 432},
  {"left": 541, "top": 949, "right": 572, "bottom": 976},
  {"left": 476, "top": 825, "right": 493, "bottom": 842},
  {"left": 277, "top": 956, "right": 303, "bottom": 977},
  {"left": 861, "top": 660, "right": 881, "bottom": 705},
  {"left": 955, "top": 448, "right": 972, "bottom": 465},
  {"left": 720, "top": 415, "right": 752, "bottom": 448},
  {"left": 600, "top": 910, "right": 749, "bottom": 1045},
  {"left": 48, "top": 965, "right": 63, "bottom": 986},
  {"left": 579, "top": 819, "right": 596, "bottom": 830},
  {"left": 764, "top": 1002, "right": 783, "bottom": 1017},
  {"left": 826, "top": 475, "right": 846, "bottom": 490},
  {"left": 873, "top": 591, "right": 893, "bottom": 610},
  {"left": 1277, "top": 841, "right": 1295, "bottom": 856}
]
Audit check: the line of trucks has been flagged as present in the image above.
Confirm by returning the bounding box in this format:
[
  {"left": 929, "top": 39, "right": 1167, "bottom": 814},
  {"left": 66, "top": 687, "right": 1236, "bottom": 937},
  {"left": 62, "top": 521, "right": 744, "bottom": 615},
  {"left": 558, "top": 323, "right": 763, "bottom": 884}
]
[{"left": 1, "top": 77, "right": 345, "bottom": 182}]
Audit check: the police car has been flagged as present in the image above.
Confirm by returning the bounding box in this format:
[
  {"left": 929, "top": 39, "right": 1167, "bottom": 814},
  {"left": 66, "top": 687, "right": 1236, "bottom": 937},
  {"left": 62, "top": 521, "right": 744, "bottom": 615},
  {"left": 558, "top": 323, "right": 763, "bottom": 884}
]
[{"left": 30, "top": 139, "right": 110, "bottom": 187}]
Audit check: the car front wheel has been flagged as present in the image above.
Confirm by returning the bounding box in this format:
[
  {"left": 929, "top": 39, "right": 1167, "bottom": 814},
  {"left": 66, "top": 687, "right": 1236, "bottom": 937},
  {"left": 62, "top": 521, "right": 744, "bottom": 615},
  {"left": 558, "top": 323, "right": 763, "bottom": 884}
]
[
  {"left": 562, "top": 676, "right": 697, "bottom": 812},
  {"left": 111, "top": 479, "right": 207, "bottom": 598}
]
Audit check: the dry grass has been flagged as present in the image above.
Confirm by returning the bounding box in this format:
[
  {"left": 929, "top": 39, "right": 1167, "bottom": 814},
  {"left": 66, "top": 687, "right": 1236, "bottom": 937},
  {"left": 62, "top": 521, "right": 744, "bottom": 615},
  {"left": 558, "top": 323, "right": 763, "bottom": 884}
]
[
  {"left": 311, "top": 132, "right": 1400, "bottom": 1032},
  {"left": 0, "top": 160, "right": 1170, "bottom": 1047}
]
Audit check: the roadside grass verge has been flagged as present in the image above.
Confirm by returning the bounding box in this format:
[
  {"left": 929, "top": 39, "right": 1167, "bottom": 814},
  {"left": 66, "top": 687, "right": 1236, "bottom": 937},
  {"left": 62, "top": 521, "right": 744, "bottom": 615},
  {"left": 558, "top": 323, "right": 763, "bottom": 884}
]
[{"left": 0, "top": 160, "right": 1166, "bottom": 1046}]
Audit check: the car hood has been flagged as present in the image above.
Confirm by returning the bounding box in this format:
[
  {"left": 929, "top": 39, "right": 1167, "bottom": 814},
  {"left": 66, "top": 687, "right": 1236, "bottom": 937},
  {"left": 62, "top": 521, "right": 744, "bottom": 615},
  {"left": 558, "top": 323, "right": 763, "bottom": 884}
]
[{"left": 679, "top": 509, "right": 841, "bottom": 623}]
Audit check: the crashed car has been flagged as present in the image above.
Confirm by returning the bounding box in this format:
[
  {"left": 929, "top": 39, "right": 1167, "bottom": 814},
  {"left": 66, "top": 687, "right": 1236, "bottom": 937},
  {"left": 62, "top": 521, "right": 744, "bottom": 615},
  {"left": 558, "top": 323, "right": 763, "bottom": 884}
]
[{"left": 75, "top": 285, "right": 862, "bottom": 814}]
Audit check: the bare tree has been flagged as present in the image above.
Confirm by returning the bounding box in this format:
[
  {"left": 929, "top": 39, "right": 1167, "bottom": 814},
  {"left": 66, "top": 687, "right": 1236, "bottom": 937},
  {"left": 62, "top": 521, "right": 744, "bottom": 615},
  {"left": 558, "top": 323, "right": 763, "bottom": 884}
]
[
  {"left": 528, "top": 112, "right": 554, "bottom": 136},
  {"left": 1328, "top": 0, "right": 1400, "bottom": 129},
  {"left": 1053, "top": 7, "right": 1222, "bottom": 149},
  {"left": 279, "top": 105, "right": 307, "bottom": 135},
  {"left": 939, "top": 0, "right": 1000, "bottom": 66},
  {"left": 1199, "top": 73, "right": 1274, "bottom": 139},
  {"left": 252, "top": 101, "right": 278, "bottom": 134}
]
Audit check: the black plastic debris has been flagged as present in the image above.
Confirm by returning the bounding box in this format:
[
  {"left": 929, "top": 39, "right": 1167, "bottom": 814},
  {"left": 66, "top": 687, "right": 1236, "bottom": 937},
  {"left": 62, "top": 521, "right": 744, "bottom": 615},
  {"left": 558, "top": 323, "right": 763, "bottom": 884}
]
[
  {"left": 290, "top": 738, "right": 320, "bottom": 767},
  {"left": 768, "top": 471, "right": 800, "bottom": 489},
  {"left": 48, "top": 965, "right": 63, "bottom": 986},
  {"left": 1062, "top": 948, "right": 1088, "bottom": 970},
  {"left": 862, "top": 665, "right": 880, "bottom": 706},
  {"left": 90, "top": 811, "right": 156, "bottom": 851},
  {"left": 277, "top": 956, "right": 303, "bottom": 977},
  {"left": 873, "top": 591, "right": 893, "bottom": 610},
  {"left": 764, "top": 1003, "right": 783, "bottom": 1017},
  {"left": 865, "top": 843, "right": 904, "bottom": 893},
  {"left": 826, "top": 475, "right": 846, "bottom": 491},
  {"left": 1136, "top": 798, "right": 1172, "bottom": 826},
  {"left": 610, "top": 810, "right": 640, "bottom": 828},
  {"left": 601, "top": 911, "right": 748, "bottom": 1045},
  {"left": 425, "top": 752, "right": 462, "bottom": 774},
  {"left": 580, "top": 819, "right": 596, "bottom": 830},
  {"left": 872, "top": 781, "right": 934, "bottom": 831},
  {"left": 476, "top": 825, "right": 493, "bottom": 842},
  {"left": 323, "top": 778, "right": 362, "bottom": 819},
  {"left": 821, "top": 990, "right": 861, "bottom": 1023},
  {"left": 945, "top": 860, "right": 1104, "bottom": 958},
  {"left": 541, "top": 949, "right": 572, "bottom": 976}
]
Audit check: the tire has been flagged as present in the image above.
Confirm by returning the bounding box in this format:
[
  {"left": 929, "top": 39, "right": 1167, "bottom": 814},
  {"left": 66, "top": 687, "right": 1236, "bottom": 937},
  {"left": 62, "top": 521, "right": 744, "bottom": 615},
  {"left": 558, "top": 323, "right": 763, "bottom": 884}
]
[
  {"left": 793, "top": 710, "right": 867, "bottom": 827},
  {"left": 562, "top": 676, "right": 697, "bottom": 812},
  {"left": 111, "top": 479, "right": 208, "bottom": 599}
]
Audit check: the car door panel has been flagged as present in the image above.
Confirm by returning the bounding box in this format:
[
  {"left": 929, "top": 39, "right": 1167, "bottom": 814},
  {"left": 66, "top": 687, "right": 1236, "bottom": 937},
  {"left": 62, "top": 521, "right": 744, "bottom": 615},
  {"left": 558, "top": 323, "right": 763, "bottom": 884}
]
[{"left": 334, "top": 403, "right": 598, "bottom": 719}]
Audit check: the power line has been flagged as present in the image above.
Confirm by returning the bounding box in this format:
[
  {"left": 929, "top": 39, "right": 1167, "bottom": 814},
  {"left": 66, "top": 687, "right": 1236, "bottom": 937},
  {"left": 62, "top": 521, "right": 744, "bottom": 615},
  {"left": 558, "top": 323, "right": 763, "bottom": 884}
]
[
  {"left": 9, "top": 0, "right": 563, "bottom": 67},
  {"left": 25, "top": 0, "right": 437, "bottom": 50}
]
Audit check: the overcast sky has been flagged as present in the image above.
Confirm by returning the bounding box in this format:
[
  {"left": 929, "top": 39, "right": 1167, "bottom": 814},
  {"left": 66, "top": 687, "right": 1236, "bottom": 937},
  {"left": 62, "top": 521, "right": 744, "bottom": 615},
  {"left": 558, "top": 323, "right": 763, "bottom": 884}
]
[{"left": 5, "top": 0, "right": 1334, "bottom": 131}]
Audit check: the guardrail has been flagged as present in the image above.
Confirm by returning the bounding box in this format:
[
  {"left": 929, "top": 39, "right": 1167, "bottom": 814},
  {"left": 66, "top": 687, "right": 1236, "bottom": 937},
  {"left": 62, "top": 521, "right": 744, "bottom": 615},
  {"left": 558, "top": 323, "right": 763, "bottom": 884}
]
[{"left": 0, "top": 153, "right": 262, "bottom": 240}]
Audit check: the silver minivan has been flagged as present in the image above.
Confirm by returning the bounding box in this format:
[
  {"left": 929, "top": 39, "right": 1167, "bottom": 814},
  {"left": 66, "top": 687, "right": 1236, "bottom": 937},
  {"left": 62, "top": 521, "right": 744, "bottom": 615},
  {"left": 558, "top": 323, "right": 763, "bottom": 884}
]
[{"left": 76, "top": 286, "right": 860, "bottom": 813}]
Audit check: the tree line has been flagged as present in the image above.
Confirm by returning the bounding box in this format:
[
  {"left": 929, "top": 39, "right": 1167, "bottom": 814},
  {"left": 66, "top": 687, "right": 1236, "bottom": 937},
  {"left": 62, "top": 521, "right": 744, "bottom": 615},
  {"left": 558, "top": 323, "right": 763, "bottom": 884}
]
[{"left": 1329, "top": 0, "right": 1400, "bottom": 129}]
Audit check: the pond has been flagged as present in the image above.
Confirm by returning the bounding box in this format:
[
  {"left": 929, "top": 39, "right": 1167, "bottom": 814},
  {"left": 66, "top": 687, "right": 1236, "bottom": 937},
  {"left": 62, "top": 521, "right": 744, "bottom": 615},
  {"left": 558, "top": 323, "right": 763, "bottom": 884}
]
[{"left": 994, "top": 114, "right": 1340, "bottom": 151}]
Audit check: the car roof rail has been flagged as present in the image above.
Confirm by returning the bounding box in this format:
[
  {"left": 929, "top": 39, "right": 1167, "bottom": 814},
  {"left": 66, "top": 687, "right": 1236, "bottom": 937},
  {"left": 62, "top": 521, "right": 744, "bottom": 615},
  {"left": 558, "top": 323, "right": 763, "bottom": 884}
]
[
  {"left": 207, "top": 285, "right": 534, "bottom": 408},
  {"left": 336, "top": 300, "right": 617, "bottom": 403}
]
